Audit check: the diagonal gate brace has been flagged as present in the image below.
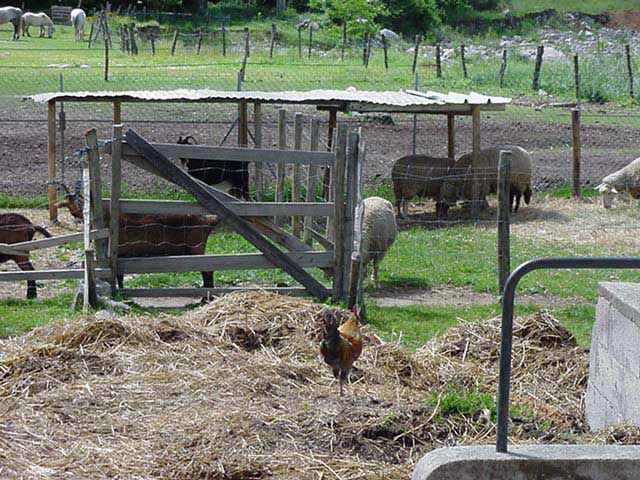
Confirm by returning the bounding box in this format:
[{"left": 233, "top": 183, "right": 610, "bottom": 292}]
[{"left": 124, "top": 129, "right": 330, "bottom": 301}]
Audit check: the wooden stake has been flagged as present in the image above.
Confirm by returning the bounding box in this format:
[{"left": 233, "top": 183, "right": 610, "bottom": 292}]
[
  {"left": 47, "top": 100, "right": 58, "bottom": 222},
  {"left": 626, "top": 44, "right": 635, "bottom": 99},
  {"left": 499, "top": 48, "right": 507, "bottom": 88},
  {"left": 171, "top": 29, "right": 179, "bottom": 55},
  {"left": 221, "top": 26, "right": 226, "bottom": 56},
  {"left": 270, "top": 22, "right": 276, "bottom": 58},
  {"left": 323, "top": 108, "right": 337, "bottom": 200},
  {"left": 308, "top": 23, "right": 313, "bottom": 59},
  {"left": 381, "top": 34, "right": 388, "bottom": 70},
  {"left": 412, "top": 34, "right": 421, "bottom": 74},
  {"left": 88, "top": 20, "right": 94, "bottom": 48},
  {"left": 298, "top": 26, "right": 302, "bottom": 58},
  {"left": 343, "top": 130, "right": 359, "bottom": 297},
  {"left": 366, "top": 33, "right": 372, "bottom": 67},
  {"left": 447, "top": 113, "right": 455, "bottom": 160},
  {"left": 292, "top": 113, "right": 304, "bottom": 237},
  {"left": 244, "top": 26, "right": 250, "bottom": 57},
  {"left": 572, "top": 108, "right": 581, "bottom": 198},
  {"left": 470, "top": 105, "right": 482, "bottom": 218},
  {"left": 461, "top": 44, "right": 468, "bottom": 79},
  {"left": 362, "top": 32, "right": 368, "bottom": 66},
  {"left": 85, "top": 129, "right": 107, "bottom": 263},
  {"left": 497, "top": 151, "right": 511, "bottom": 292},
  {"left": 129, "top": 23, "right": 137, "bottom": 55},
  {"left": 103, "top": 27, "right": 109, "bottom": 81},
  {"left": 574, "top": 53, "right": 580, "bottom": 107},
  {"left": 150, "top": 36, "right": 155, "bottom": 55},
  {"left": 254, "top": 102, "right": 263, "bottom": 201},
  {"left": 276, "top": 108, "right": 287, "bottom": 225},
  {"left": 532, "top": 44, "right": 544, "bottom": 91},
  {"left": 82, "top": 153, "right": 97, "bottom": 311},
  {"left": 341, "top": 22, "right": 346, "bottom": 61},
  {"left": 113, "top": 100, "right": 121, "bottom": 124},
  {"left": 332, "top": 124, "right": 348, "bottom": 300},
  {"left": 436, "top": 44, "right": 442, "bottom": 78},
  {"left": 304, "top": 117, "right": 321, "bottom": 246},
  {"left": 109, "top": 124, "right": 123, "bottom": 296},
  {"left": 197, "top": 28, "right": 203, "bottom": 55}
]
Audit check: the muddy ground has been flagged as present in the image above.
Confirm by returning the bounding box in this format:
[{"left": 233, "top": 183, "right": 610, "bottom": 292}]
[{"left": 1, "top": 102, "right": 639, "bottom": 199}]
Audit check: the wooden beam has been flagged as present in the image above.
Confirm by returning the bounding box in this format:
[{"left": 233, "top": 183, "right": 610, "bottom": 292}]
[
  {"left": 292, "top": 112, "right": 304, "bottom": 236},
  {"left": 104, "top": 141, "right": 335, "bottom": 167},
  {"left": 124, "top": 129, "right": 331, "bottom": 300},
  {"left": 447, "top": 113, "right": 455, "bottom": 160},
  {"left": 120, "top": 286, "right": 309, "bottom": 298},
  {"left": 118, "top": 251, "right": 333, "bottom": 273},
  {"left": 323, "top": 108, "right": 338, "bottom": 199},
  {"left": 276, "top": 108, "right": 287, "bottom": 225},
  {"left": 0, "top": 268, "right": 111, "bottom": 282},
  {"left": 109, "top": 124, "right": 123, "bottom": 296},
  {"left": 332, "top": 124, "right": 348, "bottom": 300},
  {"left": 303, "top": 117, "right": 321, "bottom": 245},
  {"left": 471, "top": 105, "right": 482, "bottom": 218},
  {"left": 47, "top": 100, "right": 58, "bottom": 222},
  {"left": 113, "top": 101, "right": 121, "bottom": 124},
  {"left": 0, "top": 229, "right": 108, "bottom": 253},
  {"left": 253, "top": 101, "right": 263, "bottom": 201},
  {"left": 86, "top": 129, "right": 108, "bottom": 263},
  {"left": 118, "top": 199, "right": 334, "bottom": 217},
  {"left": 307, "top": 227, "right": 334, "bottom": 251}
]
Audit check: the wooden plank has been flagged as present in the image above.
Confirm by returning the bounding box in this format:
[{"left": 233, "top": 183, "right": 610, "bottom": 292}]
[
  {"left": 332, "top": 124, "right": 348, "bottom": 300},
  {"left": 238, "top": 100, "right": 248, "bottom": 148},
  {"left": 497, "top": 151, "right": 511, "bottom": 292},
  {"left": 109, "top": 124, "right": 123, "bottom": 296},
  {"left": 351, "top": 130, "right": 366, "bottom": 312},
  {"left": 0, "top": 245, "right": 30, "bottom": 256},
  {"left": 470, "top": 105, "right": 482, "bottom": 219},
  {"left": 47, "top": 101, "right": 58, "bottom": 222},
  {"left": 254, "top": 101, "right": 263, "bottom": 201},
  {"left": 120, "top": 287, "right": 309, "bottom": 298},
  {"left": 323, "top": 108, "right": 338, "bottom": 199},
  {"left": 343, "top": 130, "right": 359, "bottom": 297},
  {"left": 113, "top": 101, "right": 122, "bottom": 124},
  {"left": 303, "top": 117, "right": 321, "bottom": 245},
  {"left": 447, "top": 113, "right": 455, "bottom": 160},
  {"left": 276, "top": 108, "right": 287, "bottom": 225},
  {"left": 118, "top": 251, "right": 334, "bottom": 274},
  {"left": 118, "top": 199, "right": 334, "bottom": 217},
  {"left": 572, "top": 109, "right": 581, "bottom": 198},
  {"left": 0, "top": 268, "right": 111, "bottom": 282},
  {"left": 104, "top": 142, "right": 335, "bottom": 167},
  {"left": 124, "top": 129, "right": 330, "bottom": 300},
  {"left": 84, "top": 249, "right": 98, "bottom": 312},
  {"left": 86, "top": 129, "right": 108, "bottom": 263},
  {"left": 308, "top": 228, "right": 334, "bottom": 251},
  {"left": 292, "top": 113, "right": 304, "bottom": 237},
  {"left": 0, "top": 229, "right": 108, "bottom": 253}
]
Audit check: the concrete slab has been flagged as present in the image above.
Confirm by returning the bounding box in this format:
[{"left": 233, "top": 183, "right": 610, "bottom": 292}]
[{"left": 412, "top": 445, "right": 640, "bottom": 480}]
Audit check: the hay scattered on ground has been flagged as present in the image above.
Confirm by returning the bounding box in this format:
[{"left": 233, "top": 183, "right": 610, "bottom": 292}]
[{"left": 0, "top": 292, "right": 637, "bottom": 479}]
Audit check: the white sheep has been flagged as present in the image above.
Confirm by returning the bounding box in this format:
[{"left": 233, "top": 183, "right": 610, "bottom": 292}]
[
  {"left": 355, "top": 197, "right": 398, "bottom": 287},
  {"left": 596, "top": 157, "right": 640, "bottom": 209}
]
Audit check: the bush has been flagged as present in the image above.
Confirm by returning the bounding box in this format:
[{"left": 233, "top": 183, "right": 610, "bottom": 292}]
[
  {"left": 309, "top": 0, "right": 387, "bottom": 35},
  {"left": 379, "top": 0, "right": 440, "bottom": 35},
  {"left": 208, "top": 0, "right": 259, "bottom": 21},
  {"left": 437, "top": 0, "right": 473, "bottom": 24}
]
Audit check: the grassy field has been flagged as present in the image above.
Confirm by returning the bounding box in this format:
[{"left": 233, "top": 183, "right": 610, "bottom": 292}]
[
  {"left": 509, "top": 0, "right": 638, "bottom": 14},
  {"left": 1, "top": 12, "right": 638, "bottom": 105}
]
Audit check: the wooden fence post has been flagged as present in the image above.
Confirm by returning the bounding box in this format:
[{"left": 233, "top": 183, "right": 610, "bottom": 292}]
[
  {"left": 470, "top": 105, "right": 482, "bottom": 218},
  {"left": 103, "top": 27, "right": 109, "bottom": 81},
  {"left": 381, "top": 33, "right": 388, "bottom": 70},
  {"left": 572, "top": 108, "right": 581, "bottom": 198},
  {"left": 270, "top": 22, "right": 276, "bottom": 58},
  {"left": 129, "top": 23, "right": 137, "bottom": 55},
  {"left": 171, "top": 29, "right": 179, "bottom": 55},
  {"left": 221, "top": 26, "right": 226, "bottom": 56},
  {"left": 308, "top": 23, "right": 313, "bottom": 58},
  {"left": 362, "top": 32, "right": 368, "bottom": 66},
  {"left": 341, "top": 22, "right": 346, "bottom": 61},
  {"left": 304, "top": 117, "right": 321, "bottom": 246},
  {"left": 332, "top": 123, "right": 348, "bottom": 301},
  {"left": 343, "top": 129, "right": 359, "bottom": 298},
  {"left": 497, "top": 151, "right": 511, "bottom": 293},
  {"left": 574, "top": 53, "right": 580, "bottom": 107},
  {"left": 109, "top": 123, "right": 123, "bottom": 296},
  {"left": 436, "top": 44, "right": 442, "bottom": 78},
  {"left": 88, "top": 20, "right": 95, "bottom": 48},
  {"left": 150, "top": 36, "right": 155, "bottom": 55},
  {"left": 532, "top": 44, "right": 544, "bottom": 91},
  {"left": 276, "top": 108, "right": 287, "bottom": 226},
  {"left": 122, "top": 24, "right": 129, "bottom": 53},
  {"left": 197, "top": 27, "right": 203, "bottom": 55},
  {"left": 119, "top": 25, "right": 125, "bottom": 52},
  {"left": 348, "top": 129, "right": 364, "bottom": 310},
  {"left": 253, "top": 102, "right": 263, "bottom": 201},
  {"left": 47, "top": 100, "right": 58, "bottom": 222},
  {"left": 58, "top": 74, "right": 66, "bottom": 187},
  {"left": 293, "top": 113, "right": 304, "bottom": 237},
  {"left": 626, "top": 44, "right": 635, "bottom": 99},
  {"left": 412, "top": 34, "right": 421, "bottom": 74},
  {"left": 412, "top": 73, "right": 420, "bottom": 156},
  {"left": 461, "top": 44, "right": 468, "bottom": 79},
  {"left": 366, "top": 33, "right": 372, "bottom": 66},
  {"left": 499, "top": 48, "right": 507, "bottom": 88},
  {"left": 85, "top": 129, "right": 107, "bottom": 264},
  {"left": 298, "top": 26, "right": 302, "bottom": 58},
  {"left": 82, "top": 155, "right": 97, "bottom": 312},
  {"left": 244, "top": 26, "right": 250, "bottom": 57}
]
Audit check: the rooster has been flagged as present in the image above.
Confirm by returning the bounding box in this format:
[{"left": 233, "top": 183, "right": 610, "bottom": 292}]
[{"left": 320, "top": 306, "right": 363, "bottom": 396}]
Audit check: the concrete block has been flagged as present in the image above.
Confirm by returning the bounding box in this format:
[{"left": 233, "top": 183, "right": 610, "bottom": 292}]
[{"left": 412, "top": 445, "right": 640, "bottom": 480}]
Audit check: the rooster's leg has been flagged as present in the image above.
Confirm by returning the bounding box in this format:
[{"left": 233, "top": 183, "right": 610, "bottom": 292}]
[{"left": 339, "top": 377, "right": 344, "bottom": 396}]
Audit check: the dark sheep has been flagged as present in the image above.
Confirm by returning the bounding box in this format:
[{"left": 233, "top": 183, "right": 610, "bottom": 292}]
[{"left": 0, "top": 213, "right": 51, "bottom": 298}]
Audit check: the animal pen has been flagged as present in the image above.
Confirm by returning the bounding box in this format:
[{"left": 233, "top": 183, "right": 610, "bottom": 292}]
[{"left": 0, "top": 89, "right": 509, "bottom": 306}]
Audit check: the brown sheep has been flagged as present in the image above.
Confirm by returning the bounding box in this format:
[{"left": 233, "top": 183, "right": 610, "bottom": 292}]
[
  {"left": 391, "top": 155, "right": 455, "bottom": 219},
  {"left": 57, "top": 193, "right": 219, "bottom": 291},
  {"left": 0, "top": 213, "right": 51, "bottom": 299}
]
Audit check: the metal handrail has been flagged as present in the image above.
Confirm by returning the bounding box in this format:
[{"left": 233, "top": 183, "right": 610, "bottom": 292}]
[{"left": 496, "top": 256, "right": 640, "bottom": 453}]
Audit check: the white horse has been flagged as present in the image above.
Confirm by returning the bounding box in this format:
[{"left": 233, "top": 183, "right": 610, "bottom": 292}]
[
  {"left": 21, "top": 12, "right": 54, "bottom": 38},
  {"left": 0, "top": 6, "right": 22, "bottom": 40},
  {"left": 70, "top": 8, "right": 86, "bottom": 41}
]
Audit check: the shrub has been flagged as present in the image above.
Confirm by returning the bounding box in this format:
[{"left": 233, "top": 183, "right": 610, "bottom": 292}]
[
  {"left": 309, "top": 0, "right": 387, "bottom": 35},
  {"left": 379, "top": 0, "right": 441, "bottom": 35}
]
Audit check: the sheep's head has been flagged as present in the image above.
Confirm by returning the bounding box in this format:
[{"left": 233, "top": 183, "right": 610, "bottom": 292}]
[
  {"left": 596, "top": 183, "right": 617, "bottom": 209},
  {"left": 56, "top": 182, "right": 84, "bottom": 220}
]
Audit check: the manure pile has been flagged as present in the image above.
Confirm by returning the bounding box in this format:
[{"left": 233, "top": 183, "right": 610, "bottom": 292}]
[{"left": 0, "top": 292, "right": 637, "bottom": 479}]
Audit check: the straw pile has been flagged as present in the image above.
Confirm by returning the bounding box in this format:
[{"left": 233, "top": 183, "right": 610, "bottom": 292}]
[{"left": 0, "top": 292, "right": 638, "bottom": 479}]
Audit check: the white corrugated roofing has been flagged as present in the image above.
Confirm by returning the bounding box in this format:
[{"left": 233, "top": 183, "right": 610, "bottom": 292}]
[{"left": 28, "top": 89, "right": 510, "bottom": 113}]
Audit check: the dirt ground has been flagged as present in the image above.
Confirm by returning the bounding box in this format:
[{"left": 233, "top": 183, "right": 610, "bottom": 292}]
[{"left": 1, "top": 103, "right": 640, "bottom": 198}]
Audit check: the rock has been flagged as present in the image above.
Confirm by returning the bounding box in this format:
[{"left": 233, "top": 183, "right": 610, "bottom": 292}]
[{"left": 379, "top": 28, "right": 399, "bottom": 40}]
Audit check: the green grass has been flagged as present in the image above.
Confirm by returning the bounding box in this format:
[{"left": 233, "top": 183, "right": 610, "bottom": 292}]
[
  {"left": 0, "top": 294, "right": 78, "bottom": 337},
  {"left": 508, "top": 0, "right": 637, "bottom": 14}
]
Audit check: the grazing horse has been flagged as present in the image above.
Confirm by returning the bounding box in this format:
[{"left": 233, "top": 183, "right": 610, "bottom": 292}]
[
  {"left": 70, "top": 8, "right": 86, "bottom": 41},
  {"left": 21, "top": 12, "right": 54, "bottom": 38},
  {"left": 0, "top": 6, "right": 22, "bottom": 40}
]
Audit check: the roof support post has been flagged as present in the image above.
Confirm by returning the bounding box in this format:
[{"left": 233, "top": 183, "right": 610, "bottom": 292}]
[
  {"left": 471, "top": 105, "right": 482, "bottom": 219},
  {"left": 323, "top": 108, "right": 338, "bottom": 200},
  {"left": 47, "top": 100, "right": 58, "bottom": 223},
  {"left": 447, "top": 113, "right": 455, "bottom": 161}
]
